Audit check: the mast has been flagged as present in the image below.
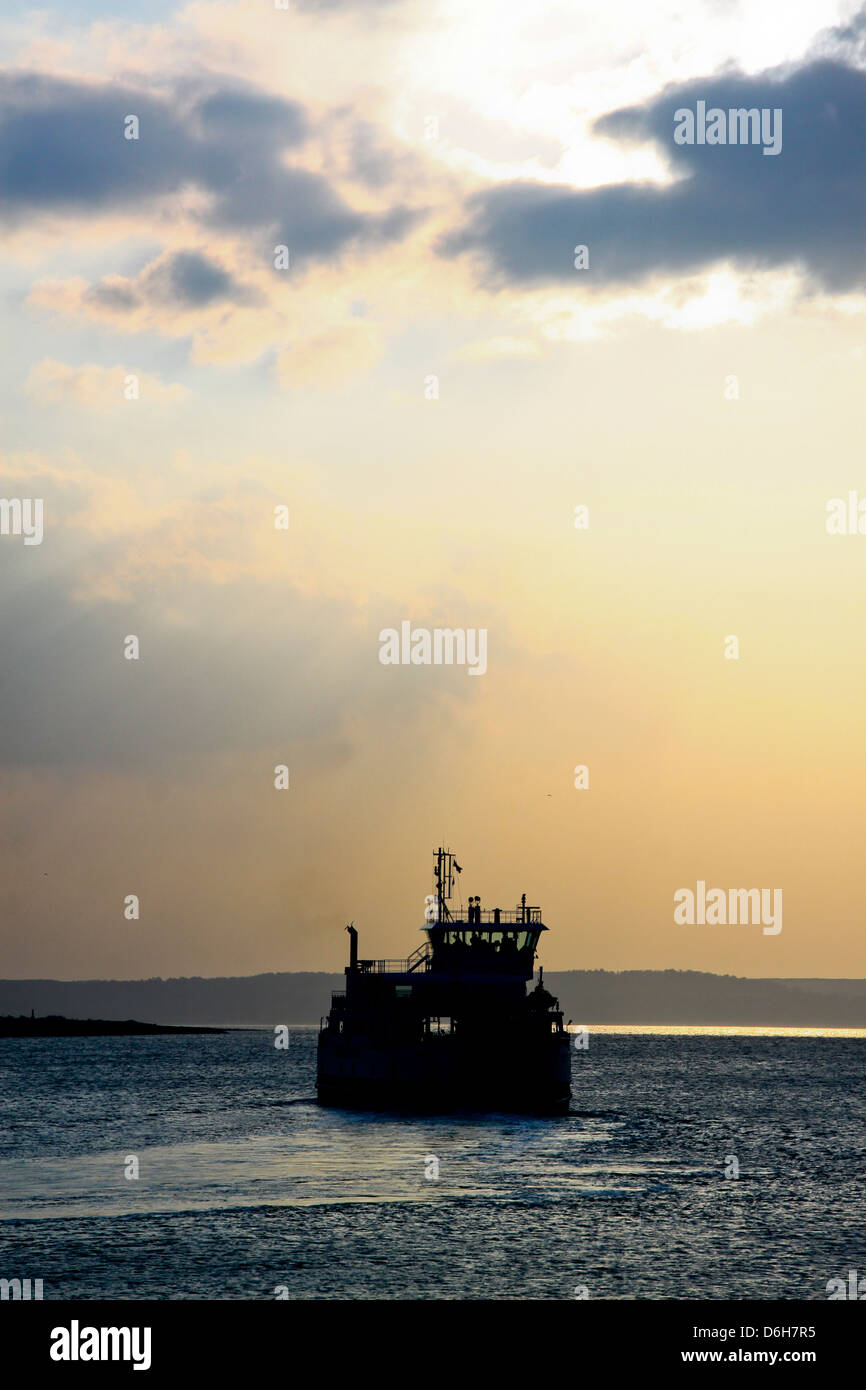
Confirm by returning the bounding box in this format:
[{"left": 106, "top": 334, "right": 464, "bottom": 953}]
[{"left": 433, "top": 846, "right": 460, "bottom": 922}]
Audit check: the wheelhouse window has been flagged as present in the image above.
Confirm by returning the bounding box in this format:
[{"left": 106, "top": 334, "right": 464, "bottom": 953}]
[{"left": 426, "top": 924, "right": 543, "bottom": 975}]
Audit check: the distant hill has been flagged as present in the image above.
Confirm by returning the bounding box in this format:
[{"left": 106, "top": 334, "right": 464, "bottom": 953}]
[
  {"left": 0, "top": 973, "right": 338, "bottom": 1027},
  {"left": 548, "top": 971, "right": 866, "bottom": 1026},
  {"left": 0, "top": 1015, "right": 225, "bottom": 1037},
  {"left": 1, "top": 971, "right": 865, "bottom": 1028}
]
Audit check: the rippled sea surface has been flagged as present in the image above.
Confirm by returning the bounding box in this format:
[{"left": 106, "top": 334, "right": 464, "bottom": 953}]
[{"left": 1, "top": 1028, "right": 863, "bottom": 1299}]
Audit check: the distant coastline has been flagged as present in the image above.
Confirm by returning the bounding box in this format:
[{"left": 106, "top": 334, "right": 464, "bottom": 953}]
[
  {"left": 0, "top": 1014, "right": 226, "bottom": 1038},
  {"left": 2, "top": 970, "right": 866, "bottom": 1029}
]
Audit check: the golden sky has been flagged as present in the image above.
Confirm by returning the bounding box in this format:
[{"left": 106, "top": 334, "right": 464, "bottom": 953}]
[{"left": 1, "top": 0, "right": 866, "bottom": 978}]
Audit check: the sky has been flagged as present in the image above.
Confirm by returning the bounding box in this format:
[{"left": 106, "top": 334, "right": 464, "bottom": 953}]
[{"left": 1, "top": 0, "right": 866, "bottom": 979}]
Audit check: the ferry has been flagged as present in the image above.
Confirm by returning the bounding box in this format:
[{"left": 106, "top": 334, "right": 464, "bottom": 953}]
[{"left": 316, "top": 847, "right": 571, "bottom": 1113}]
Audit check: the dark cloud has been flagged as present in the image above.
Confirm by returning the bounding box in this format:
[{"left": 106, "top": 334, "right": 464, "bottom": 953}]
[
  {"left": 439, "top": 59, "right": 866, "bottom": 292},
  {"left": 148, "top": 251, "right": 252, "bottom": 307},
  {"left": 84, "top": 250, "right": 259, "bottom": 313},
  {"left": 83, "top": 281, "right": 139, "bottom": 313},
  {"left": 345, "top": 119, "right": 424, "bottom": 190},
  {"left": 195, "top": 88, "right": 308, "bottom": 142},
  {"left": 348, "top": 121, "right": 404, "bottom": 188},
  {"left": 813, "top": 5, "right": 866, "bottom": 63},
  {"left": 0, "top": 72, "right": 419, "bottom": 260}
]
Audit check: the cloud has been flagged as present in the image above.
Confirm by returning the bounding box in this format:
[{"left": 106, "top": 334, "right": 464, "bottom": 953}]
[
  {"left": 439, "top": 58, "right": 866, "bottom": 294},
  {"left": 0, "top": 450, "right": 483, "bottom": 771},
  {"left": 27, "top": 245, "right": 404, "bottom": 368},
  {"left": 28, "top": 250, "right": 277, "bottom": 363},
  {"left": 0, "top": 70, "right": 420, "bottom": 260},
  {"left": 25, "top": 359, "right": 187, "bottom": 407},
  {"left": 0, "top": 560, "right": 379, "bottom": 770},
  {"left": 57, "top": 248, "right": 262, "bottom": 324},
  {"left": 85, "top": 249, "right": 259, "bottom": 312}
]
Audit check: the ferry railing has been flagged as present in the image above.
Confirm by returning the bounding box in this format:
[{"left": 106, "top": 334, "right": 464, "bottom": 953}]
[
  {"left": 357, "top": 944, "right": 431, "bottom": 975},
  {"left": 455, "top": 907, "right": 543, "bottom": 925}
]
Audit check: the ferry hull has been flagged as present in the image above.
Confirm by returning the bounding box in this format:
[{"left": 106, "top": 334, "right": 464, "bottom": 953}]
[{"left": 317, "top": 1035, "right": 571, "bottom": 1115}]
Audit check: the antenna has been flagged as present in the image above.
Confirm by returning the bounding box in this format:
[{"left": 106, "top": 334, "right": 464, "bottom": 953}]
[{"left": 433, "top": 846, "right": 458, "bottom": 923}]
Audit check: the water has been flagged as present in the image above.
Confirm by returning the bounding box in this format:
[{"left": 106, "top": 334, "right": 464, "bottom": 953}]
[{"left": 0, "top": 1028, "right": 863, "bottom": 1299}]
